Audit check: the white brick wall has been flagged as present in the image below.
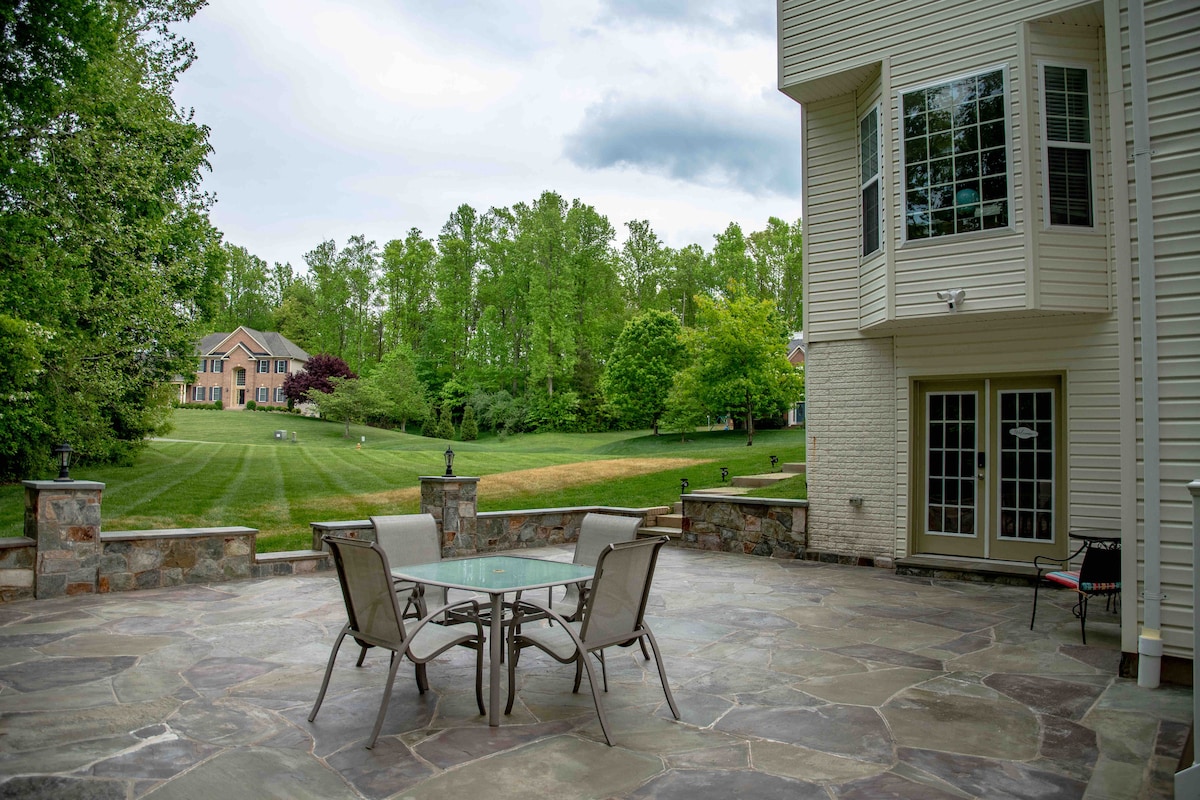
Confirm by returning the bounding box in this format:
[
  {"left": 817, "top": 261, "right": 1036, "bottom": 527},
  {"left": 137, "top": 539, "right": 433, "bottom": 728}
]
[{"left": 805, "top": 338, "right": 897, "bottom": 559}]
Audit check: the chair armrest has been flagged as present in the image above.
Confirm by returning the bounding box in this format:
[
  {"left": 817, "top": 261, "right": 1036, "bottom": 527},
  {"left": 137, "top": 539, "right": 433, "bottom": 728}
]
[
  {"left": 409, "top": 598, "right": 485, "bottom": 640},
  {"left": 509, "top": 595, "right": 576, "bottom": 631}
]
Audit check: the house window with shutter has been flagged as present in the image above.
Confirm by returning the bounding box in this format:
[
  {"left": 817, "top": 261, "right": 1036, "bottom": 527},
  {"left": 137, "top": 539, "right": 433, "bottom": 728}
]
[
  {"left": 860, "top": 105, "right": 882, "bottom": 257},
  {"left": 1040, "top": 64, "right": 1093, "bottom": 227}
]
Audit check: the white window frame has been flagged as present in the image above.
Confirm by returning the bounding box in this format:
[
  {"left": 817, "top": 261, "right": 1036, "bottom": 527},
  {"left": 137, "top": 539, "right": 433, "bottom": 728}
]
[
  {"left": 198, "top": 359, "right": 207, "bottom": 373},
  {"left": 193, "top": 386, "right": 205, "bottom": 402},
  {"left": 212, "top": 386, "right": 222, "bottom": 402},
  {"left": 275, "top": 360, "right": 288, "bottom": 373},
  {"left": 256, "top": 386, "right": 269, "bottom": 403},
  {"left": 275, "top": 387, "right": 285, "bottom": 403},
  {"left": 1038, "top": 60, "right": 1095, "bottom": 230},
  {"left": 859, "top": 103, "right": 883, "bottom": 258},
  {"left": 898, "top": 65, "right": 1013, "bottom": 244},
  {"left": 212, "top": 359, "right": 223, "bottom": 373},
  {"left": 256, "top": 360, "right": 270, "bottom": 373}
]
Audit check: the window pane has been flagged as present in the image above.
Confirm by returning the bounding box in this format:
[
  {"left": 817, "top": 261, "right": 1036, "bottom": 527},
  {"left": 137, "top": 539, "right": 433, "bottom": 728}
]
[{"left": 862, "top": 180, "right": 880, "bottom": 256}]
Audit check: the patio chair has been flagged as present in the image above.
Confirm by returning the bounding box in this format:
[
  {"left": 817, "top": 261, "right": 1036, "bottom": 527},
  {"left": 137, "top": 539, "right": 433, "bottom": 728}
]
[
  {"left": 1029, "top": 542, "right": 1121, "bottom": 645},
  {"left": 309, "top": 535, "right": 485, "bottom": 749},
  {"left": 371, "top": 513, "right": 446, "bottom": 618},
  {"left": 554, "top": 513, "right": 643, "bottom": 619},
  {"left": 504, "top": 536, "right": 679, "bottom": 746}
]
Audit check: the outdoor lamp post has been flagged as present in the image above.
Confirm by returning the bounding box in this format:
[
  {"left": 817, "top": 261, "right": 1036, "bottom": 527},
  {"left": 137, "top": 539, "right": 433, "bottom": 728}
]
[
  {"left": 720, "top": 467, "right": 729, "bottom": 482},
  {"left": 443, "top": 446, "right": 455, "bottom": 477},
  {"left": 53, "top": 442, "right": 74, "bottom": 481},
  {"left": 680, "top": 477, "right": 689, "bottom": 494},
  {"left": 770, "top": 455, "right": 779, "bottom": 472}
]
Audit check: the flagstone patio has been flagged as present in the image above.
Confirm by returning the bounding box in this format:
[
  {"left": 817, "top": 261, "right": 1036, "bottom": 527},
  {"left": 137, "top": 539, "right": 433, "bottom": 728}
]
[{"left": 0, "top": 545, "right": 1189, "bottom": 799}]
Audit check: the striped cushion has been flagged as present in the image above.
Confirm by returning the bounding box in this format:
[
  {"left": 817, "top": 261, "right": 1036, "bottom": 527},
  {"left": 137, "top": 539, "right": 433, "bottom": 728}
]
[{"left": 1045, "top": 571, "right": 1120, "bottom": 593}]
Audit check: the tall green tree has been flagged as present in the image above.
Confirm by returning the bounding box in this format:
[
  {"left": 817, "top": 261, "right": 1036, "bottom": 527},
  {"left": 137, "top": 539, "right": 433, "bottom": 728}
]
[
  {"left": 215, "top": 243, "right": 274, "bottom": 331},
  {"left": 0, "top": 0, "right": 219, "bottom": 479},
  {"left": 677, "top": 285, "right": 803, "bottom": 446},
  {"left": 711, "top": 223, "right": 755, "bottom": 291},
  {"left": 425, "top": 204, "right": 479, "bottom": 386},
  {"left": 379, "top": 228, "right": 434, "bottom": 353},
  {"left": 619, "top": 219, "right": 664, "bottom": 312},
  {"left": 315, "top": 376, "right": 385, "bottom": 438},
  {"left": 601, "top": 310, "right": 685, "bottom": 435},
  {"left": 367, "top": 344, "right": 428, "bottom": 433},
  {"left": 519, "top": 191, "right": 576, "bottom": 398},
  {"left": 748, "top": 216, "right": 803, "bottom": 331}
]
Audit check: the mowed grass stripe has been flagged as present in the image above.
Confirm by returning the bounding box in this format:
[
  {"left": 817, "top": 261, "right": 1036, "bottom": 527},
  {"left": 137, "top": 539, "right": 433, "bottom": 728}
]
[
  {"left": 109, "top": 442, "right": 231, "bottom": 521},
  {"left": 94, "top": 442, "right": 206, "bottom": 504}
]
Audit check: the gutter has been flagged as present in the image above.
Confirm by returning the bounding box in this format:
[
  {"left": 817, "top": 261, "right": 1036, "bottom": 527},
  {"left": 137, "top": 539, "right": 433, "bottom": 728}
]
[{"left": 1128, "top": 0, "right": 1163, "bottom": 689}]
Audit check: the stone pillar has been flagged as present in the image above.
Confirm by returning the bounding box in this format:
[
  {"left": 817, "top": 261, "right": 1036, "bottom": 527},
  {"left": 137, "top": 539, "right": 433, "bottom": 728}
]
[
  {"left": 419, "top": 476, "right": 479, "bottom": 557},
  {"left": 23, "top": 480, "right": 105, "bottom": 599}
]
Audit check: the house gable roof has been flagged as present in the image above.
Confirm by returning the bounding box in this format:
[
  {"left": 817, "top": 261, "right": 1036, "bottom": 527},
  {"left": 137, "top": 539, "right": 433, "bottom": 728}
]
[{"left": 197, "top": 327, "right": 310, "bottom": 362}]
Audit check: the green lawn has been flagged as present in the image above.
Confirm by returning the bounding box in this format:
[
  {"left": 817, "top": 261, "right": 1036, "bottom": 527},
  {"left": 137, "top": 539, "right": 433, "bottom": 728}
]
[{"left": 2, "top": 409, "right": 806, "bottom": 552}]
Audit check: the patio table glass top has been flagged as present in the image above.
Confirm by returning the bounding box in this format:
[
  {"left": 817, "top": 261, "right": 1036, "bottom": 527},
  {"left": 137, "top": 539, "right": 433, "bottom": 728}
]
[{"left": 390, "top": 555, "right": 594, "bottom": 594}]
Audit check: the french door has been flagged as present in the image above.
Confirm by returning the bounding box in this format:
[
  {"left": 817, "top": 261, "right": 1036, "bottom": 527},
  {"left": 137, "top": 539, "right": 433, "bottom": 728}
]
[{"left": 913, "top": 376, "right": 1066, "bottom": 562}]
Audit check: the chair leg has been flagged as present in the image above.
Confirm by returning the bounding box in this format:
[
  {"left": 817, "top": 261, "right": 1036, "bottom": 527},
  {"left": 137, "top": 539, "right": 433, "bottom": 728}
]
[
  {"left": 1079, "top": 593, "right": 1089, "bottom": 646},
  {"left": 366, "top": 651, "right": 404, "bottom": 750},
  {"left": 572, "top": 658, "right": 584, "bottom": 694},
  {"left": 639, "top": 638, "right": 650, "bottom": 660},
  {"left": 356, "top": 645, "right": 369, "bottom": 667},
  {"left": 644, "top": 630, "right": 680, "bottom": 720},
  {"left": 309, "top": 627, "right": 349, "bottom": 722},
  {"left": 598, "top": 651, "right": 608, "bottom": 693},
  {"left": 1030, "top": 579, "right": 1041, "bottom": 630},
  {"left": 506, "top": 635, "right": 520, "bottom": 714},
  {"left": 579, "top": 649, "right": 615, "bottom": 746},
  {"left": 414, "top": 660, "right": 429, "bottom": 694},
  {"left": 474, "top": 639, "right": 485, "bottom": 716}
]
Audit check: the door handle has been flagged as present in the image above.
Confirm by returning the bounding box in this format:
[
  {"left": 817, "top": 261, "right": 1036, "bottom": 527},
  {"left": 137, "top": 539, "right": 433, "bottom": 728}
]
[{"left": 977, "top": 452, "right": 986, "bottom": 479}]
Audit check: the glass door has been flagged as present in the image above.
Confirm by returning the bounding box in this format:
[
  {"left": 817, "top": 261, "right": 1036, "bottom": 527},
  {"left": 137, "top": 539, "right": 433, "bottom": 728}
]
[{"left": 913, "top": 376, "right": 1066, "bottom": 562}]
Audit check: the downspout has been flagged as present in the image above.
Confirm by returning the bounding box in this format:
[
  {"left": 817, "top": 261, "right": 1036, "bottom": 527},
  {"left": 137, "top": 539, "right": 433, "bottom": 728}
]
[{"left": 1129, "top": 0, "right": 1163, "bottom": 689}]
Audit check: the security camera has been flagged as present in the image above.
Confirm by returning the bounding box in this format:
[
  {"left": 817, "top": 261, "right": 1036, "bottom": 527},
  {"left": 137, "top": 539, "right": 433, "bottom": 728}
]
[{"left": 936, "top": 288, "right": 966, "bottom": 312}]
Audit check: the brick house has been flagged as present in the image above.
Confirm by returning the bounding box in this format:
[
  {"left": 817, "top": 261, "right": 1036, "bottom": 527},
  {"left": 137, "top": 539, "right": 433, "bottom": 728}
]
[{"left": 175, "top": 327, "right": 310, "bottom": 409}]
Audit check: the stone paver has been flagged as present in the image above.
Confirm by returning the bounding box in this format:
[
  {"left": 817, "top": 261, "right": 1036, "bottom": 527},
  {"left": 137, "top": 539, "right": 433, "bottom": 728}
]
[{"left": 0, "top": 546, "right": 1190, "bottom": 799}]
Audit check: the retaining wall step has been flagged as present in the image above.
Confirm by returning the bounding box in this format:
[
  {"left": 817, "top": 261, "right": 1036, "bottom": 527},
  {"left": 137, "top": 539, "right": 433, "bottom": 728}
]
[
  {"left": 653, "top": 513, "right": 684, "bottom": 529},
  {"left": 781, "top": 462, "right": 806, "bottom": 474},
  {"left": 638, "top": 525, "right": 683, "bottom": 540},
  {"left": 732, "top": 473, "right": 796, "bottom": 488}
]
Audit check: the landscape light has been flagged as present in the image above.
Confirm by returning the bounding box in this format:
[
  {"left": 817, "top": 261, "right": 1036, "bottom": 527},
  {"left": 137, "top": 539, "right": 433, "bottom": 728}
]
[
  {"left": 770, "top": 455, "right": 779, "bottom": 471},
  {"left": 720, "top": 467, "right": 729, "bottom": 482},
  {"left": 54, "top": 443, "right": 74, "bottom": 482},
  {"left": 444, "top": 446, "right": 455, "bottom": 477},
  {"left": 680, "top": 477, "right": 689, "bottom": 494}
]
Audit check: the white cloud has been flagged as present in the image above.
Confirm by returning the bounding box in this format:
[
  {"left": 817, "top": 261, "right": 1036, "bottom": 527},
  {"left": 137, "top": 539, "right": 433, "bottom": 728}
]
[{"left": 171, "top": 0, "right": 802, "bottom": 266}]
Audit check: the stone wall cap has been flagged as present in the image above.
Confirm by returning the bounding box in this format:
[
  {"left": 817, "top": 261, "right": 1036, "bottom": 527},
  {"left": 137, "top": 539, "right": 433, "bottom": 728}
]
[
  {"left": 22, "top": 480, "right": 106, "bottom": 490},
  {"left": 310, "top": 520, "right": 371, "bottom": 531},
  {"left": 418, "top": 475, "right": 481, "bottom": 483},
  {"left": 101, "top": 526, "right": 257, "bottom": 541},
  {"left": 477, "top": 506, "right": 652, "bottom": 518},
  {"left": 0, "top": 537, "right": 36, "bottom": 550},
  {"left": 682, "top": 494, "right": 809, "bottom": 508}
]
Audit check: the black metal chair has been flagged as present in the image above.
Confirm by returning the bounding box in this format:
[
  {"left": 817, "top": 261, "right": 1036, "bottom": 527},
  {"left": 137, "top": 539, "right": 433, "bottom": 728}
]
[{"left": 1030, "top": 541, "right": 1121, "bottom": 645}]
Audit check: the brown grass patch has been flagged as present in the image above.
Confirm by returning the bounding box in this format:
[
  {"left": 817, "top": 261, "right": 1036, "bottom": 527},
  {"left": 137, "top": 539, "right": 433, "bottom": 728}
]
[{"left": 477, "top": 457, "right": 702, "bottom": 496}]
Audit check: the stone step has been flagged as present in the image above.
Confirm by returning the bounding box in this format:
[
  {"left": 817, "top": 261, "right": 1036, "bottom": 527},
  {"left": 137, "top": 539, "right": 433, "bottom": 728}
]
[
  {"left": 781, "top": 462, "right": 806, "bottom": 474},
  {"left": 253, "top": 549, "right": 331, "bottom": 577},
  {"left": 689, "top": 486, "right": 753, "bottom": 496},
  {"left": 654, "top": 513, "right": 685, "bottom": 529},
  {"left": 638, "top": 525, "right": 683, "bottom": 540},
  {"left": 732, "top": 472, "right": 799, "bottom": 488}
]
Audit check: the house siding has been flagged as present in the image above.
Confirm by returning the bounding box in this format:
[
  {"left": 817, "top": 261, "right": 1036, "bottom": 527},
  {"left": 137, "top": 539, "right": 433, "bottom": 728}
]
[{"left": 782, "top": 0, "right": 1198, "bottom": 662}]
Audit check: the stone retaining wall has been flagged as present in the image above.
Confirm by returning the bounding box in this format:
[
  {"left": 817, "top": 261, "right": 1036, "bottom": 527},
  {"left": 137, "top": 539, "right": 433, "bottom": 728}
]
[
  {"left": 99, "top": 527, "right": 260, "bottom": 591},
  {"left": 681, "top": 494, "right": 808, "bottom": 558}
]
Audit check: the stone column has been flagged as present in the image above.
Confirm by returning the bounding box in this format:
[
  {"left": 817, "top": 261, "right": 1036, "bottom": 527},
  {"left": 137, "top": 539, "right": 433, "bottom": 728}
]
[
  {"left": 419, "top": 476, "right": 479, "bottom": 557},
  {"left": 23, "top": 480, "right": 105, "bottom": 599}
]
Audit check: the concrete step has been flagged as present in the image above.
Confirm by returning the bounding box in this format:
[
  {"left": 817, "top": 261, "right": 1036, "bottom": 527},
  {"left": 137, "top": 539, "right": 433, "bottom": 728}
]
[
  {"left": 732, "top": 472, "right": 800, "bottom": 488},
  {"left": 654, "top": 513, "right": 685, "bottom": 529},
  {"left": 638, "top": 525, "right": 683, "bottom": 540},
  {"left": 894, "top": 554, "right": 1039, "bottom": 586},
  {"left": 781, "top": 462, "right": 806, "bottom": 474},
  {"left": 689, "top": 486, "right": 753, "bottom": 496},
  {"left": 252, "top": 549, "right": 331, "bottom": 577}
]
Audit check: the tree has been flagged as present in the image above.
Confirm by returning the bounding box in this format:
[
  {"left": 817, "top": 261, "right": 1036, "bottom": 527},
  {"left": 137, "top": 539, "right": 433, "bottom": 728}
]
[
  {"left": 0, "top": 0, "right": 220, "bottom": 479},
  {"left": 619, "top": 219, "right": 665, "bottom": 311},
  {"left": 601, "top": 311, "right": 686, "bottom": 434},
  {"left": 677, "top": 285, "right": 804, "bottom": 446},
  {"left": 434, "top": 400, "right": 455, "bottom": 440},
  {"left": 282, "top": 354, "right": 356, "bottom": 406},
  {"left": 748, "top": 217, "right": 803, "bottom": 331},
  {"left": 379, "top": 229, "right": 434, "bottom": 352},
  {"left": 459, "top": 404, "right": 478, "bottom": 441},
  {"left": 315, "top": 377, "right": 385, "bottom": 437},
  {"left": 215, "top": 243, "right": 274, "bottom": 331},
  {"left": 367, "top": 345, "right": 428, "bottom": 432}
]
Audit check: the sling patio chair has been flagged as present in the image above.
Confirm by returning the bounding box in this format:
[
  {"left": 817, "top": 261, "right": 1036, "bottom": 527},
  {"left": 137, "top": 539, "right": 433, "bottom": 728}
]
[
  {"left": 1030, "top": 539, "right": 1121, "bottom": 645},
  {"left": 554, "top": 512, "right": 643, "bottom": 619},
  {"left": 371, "top": 513, "right": 447, "bottom": 619},
  {"left": 504, "top": 536, "right": 680, "bottom": 746},
  {"left": 309, "top": 535, "right": 485, "bottom": 749}
]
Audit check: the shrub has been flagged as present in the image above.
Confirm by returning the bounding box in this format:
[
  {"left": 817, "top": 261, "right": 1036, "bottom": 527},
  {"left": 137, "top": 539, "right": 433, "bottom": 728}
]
[
  {"left": 245, "top": 400, "right": 257, "bottom": 411},
  {"left": 213, "top": 400, "right": 223, "bottom": 410},
  {"left": 460, "top": 404, "right": 478, "bottom": 441}
]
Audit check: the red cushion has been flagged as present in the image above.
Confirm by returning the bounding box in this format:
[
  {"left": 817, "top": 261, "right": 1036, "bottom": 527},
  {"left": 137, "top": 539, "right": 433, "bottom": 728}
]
[{"left": 1045, "top": 571, "right": 1120, "bottom": 593}]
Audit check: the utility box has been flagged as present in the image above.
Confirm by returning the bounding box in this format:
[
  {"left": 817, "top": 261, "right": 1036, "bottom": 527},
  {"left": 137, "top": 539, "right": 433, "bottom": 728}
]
[{"left": 274, "top": 430, "right": 286, "bottom": 440}]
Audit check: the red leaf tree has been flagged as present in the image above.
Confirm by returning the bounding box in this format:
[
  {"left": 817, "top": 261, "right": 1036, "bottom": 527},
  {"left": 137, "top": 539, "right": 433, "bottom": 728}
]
[{"left": 282, "top": 354, "right": 357, "bottom": 405}]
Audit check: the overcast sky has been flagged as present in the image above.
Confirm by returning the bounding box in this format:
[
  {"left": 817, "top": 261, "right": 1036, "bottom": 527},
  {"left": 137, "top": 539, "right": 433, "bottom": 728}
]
[{"left": 171, "top": 0, "right": 803, "bottom": 269}]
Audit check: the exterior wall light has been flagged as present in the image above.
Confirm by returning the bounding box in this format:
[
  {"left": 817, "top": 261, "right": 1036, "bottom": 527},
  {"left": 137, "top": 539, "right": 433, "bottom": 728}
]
[
  {"left": 443, "top": 446, "right": 455, "bottom": 477},
  {"left": 54, "top": 442, "right": 74, "bottom": 481}
]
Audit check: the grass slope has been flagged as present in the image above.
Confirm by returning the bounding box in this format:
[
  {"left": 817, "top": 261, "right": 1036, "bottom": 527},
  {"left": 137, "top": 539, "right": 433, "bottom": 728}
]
[{"left": 1, "top": 409, "right": 806, "bottom": 551}]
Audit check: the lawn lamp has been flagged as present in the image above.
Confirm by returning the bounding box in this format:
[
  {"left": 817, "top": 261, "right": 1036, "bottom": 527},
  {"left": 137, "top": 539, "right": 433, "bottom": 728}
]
[
  {"left": 770, "top": 455, "right": 779, "bottom": 472},
  {"left": 680, "top": 477, "right": 689, "bottom": 494},
  {"left": 720, "top": 467, "right": 729, "bottom": 482},
  {"left": 443, "top": 446, "right": 455, "bottom": 477},
  {"left": 53, "top": 442, "right": 74, "bottom": 481}
]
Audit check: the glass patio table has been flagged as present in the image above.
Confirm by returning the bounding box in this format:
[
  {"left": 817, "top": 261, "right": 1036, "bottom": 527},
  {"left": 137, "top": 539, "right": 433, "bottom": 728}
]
[{"left": 391, "top": 555, "right": 595, "bottom": 725}]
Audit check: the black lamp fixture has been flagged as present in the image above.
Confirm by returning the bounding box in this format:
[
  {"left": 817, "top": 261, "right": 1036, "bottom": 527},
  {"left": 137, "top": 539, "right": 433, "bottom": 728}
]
[
  {"left": 770, "top": 455, "right": 779, "bottom": 471},
  {"left": 443, "top": 446, "right": 455, "bottom": 477},
  {"left": 720, "top": 467, "right": 729, "bottom": 482},
  {"left": 680, "top": 477, "right": 689, "bottom": 494},
  {"left": 53, "top": 442, "right": 74, "bottom": 482}
]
